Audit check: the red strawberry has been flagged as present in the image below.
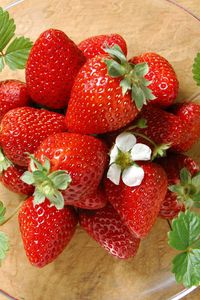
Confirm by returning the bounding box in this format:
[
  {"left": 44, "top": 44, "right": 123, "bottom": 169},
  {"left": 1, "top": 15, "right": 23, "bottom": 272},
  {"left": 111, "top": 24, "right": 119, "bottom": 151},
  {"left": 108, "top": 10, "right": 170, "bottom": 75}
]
[
  {"left": 0, "top": 165, "right": 34, "bottom": 195},
  {"left": 66, "top": 54, "right": 139, "bottom": 134},
  {"left": 169, "top": 102, "right": 200, "bottom": 151},
  {"left": 23, "top": 133, "right": 108, "bottom": 209},
  {"left": 65, "top": 188, "right": 107, "bottom": 209},
  {"left": 104, "top": 162, "right": 167, "bottom": 238},
  {"left": 0, "top": 80, "right": 30, "bottom": 122},
  {"left": 18, "top": 197, "right": 78, "bottom": 267},
  {"left": 130, "top": 53, "right": 179, "bottom": 107},
  {"left": 136, "top": 105, "right": 184, "bottom": 152},
  {"left": 156, "top": 153, "right": 199, "bottom": 219},
  {"left": 26, "top": 29, "right": 85, "bottom": 109},
  {"left": 79, "top": 203, "right": 140, "bottom": 259},
  {"left": 78, "top": 33, "right": 127, "bottom": 60},
  {"left": 0, "top": 107, "right": 66, "bottom": 167}
]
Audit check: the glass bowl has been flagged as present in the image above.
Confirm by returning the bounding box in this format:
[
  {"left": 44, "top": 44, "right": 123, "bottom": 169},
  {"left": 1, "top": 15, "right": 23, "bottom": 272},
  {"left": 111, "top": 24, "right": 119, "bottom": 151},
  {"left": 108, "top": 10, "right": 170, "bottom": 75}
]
[{"left": 0, "top": 0, "right": 200, "bottom": 299}]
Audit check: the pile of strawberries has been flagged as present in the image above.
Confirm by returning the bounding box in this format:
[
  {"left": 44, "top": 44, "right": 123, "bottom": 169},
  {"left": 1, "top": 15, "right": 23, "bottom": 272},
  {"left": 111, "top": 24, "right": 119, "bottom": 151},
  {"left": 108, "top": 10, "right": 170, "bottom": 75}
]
[{"left": 1, "top": 29, "right": 200, "bottom": 268}]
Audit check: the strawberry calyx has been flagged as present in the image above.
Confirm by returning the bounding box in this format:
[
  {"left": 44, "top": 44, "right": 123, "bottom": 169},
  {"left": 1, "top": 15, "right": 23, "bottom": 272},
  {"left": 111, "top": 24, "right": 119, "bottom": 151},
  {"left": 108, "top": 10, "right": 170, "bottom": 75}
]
[
  {"left": 104, "top": 44, "right": 156, "bottom": 110},
  {"left": 169, "top": 168, "right": 200, "bottom": 208},
  {"left": 0, "top": 148, "right": 13, "bottom": 173},
  {"left": 21, "top": 154, "right": 72, "bottom": 210}
]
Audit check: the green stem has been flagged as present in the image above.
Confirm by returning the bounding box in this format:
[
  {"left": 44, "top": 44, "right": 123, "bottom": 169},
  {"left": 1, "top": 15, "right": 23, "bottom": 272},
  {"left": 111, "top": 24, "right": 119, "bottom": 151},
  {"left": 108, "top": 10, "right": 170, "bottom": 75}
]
[
  {"left": 131, "top": 131, "right": 157, "bottom": 148},
  {"left": 0, "top": 200, "right": 25, "bottom": 226}
]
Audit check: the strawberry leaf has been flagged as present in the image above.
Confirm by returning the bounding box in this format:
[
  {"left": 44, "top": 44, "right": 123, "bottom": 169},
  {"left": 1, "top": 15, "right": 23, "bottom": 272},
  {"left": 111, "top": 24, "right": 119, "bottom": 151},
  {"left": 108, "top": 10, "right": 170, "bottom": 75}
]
[
  {"left": 172, "top": 250, "right": 200, "bottom": 287},
  {"left": 0, "top": 56, "right": 4, "bottom": 72},
  {"left": 168, "top": 210, "right": 200, "bottom": 287},
  {"left": 169, "top": 210, "right": 200, "bottom": 251},
  {"left": 0, "top": 8, "right": 15, "bottom": 52},
  {"left": 193, "top": 53, "right": 200, "bottom": 86},
  {"left": 0, "top": 231, "right": 9, "bottom": 265},
  {"left": 0, "top": 201, "right": 6, "bottom": 225},
  {"left": 22, "top": 155, "right": 72, "bottom": 209},
  {"left": 0, "top": 148, "right": 13, "bottom": 173},
  {"left": 5, "top": 37, "right": 33, "bottom": 70},
  {"left": 104, "top": 45, "right": 156, "bottom": 110}
]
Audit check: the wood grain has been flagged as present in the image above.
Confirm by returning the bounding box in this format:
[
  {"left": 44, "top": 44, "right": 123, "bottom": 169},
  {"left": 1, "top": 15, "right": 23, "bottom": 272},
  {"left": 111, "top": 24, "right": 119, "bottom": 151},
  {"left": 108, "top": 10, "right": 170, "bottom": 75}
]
[{"left": 0, "top": 0, "right": 200, "bottom": 299}]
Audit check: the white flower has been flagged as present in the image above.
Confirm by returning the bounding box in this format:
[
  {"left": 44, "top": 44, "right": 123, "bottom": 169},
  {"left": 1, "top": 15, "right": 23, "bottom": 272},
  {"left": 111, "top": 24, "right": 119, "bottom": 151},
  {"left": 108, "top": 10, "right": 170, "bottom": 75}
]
[{"left": 107, "top": 132, "right": 152, "bottom": 187}]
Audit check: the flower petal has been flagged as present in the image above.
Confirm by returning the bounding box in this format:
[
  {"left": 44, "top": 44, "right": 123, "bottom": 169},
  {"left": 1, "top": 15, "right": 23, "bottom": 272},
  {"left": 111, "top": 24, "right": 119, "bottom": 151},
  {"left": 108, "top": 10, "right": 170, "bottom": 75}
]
[
  {"left": 131, "top": 143, "right": 152, "bottom": 161},
  {"left": 116, "top": 132, "right": 136, "bottom": 152},
  {"left": 107, "top": 163, "right": 121, "bottom": 185},
  {"left": 122, "top": 165, "right": 144, "bottom": 187},
  {"left": 109, "top": 144, "right": 119, "bottom": 164}
]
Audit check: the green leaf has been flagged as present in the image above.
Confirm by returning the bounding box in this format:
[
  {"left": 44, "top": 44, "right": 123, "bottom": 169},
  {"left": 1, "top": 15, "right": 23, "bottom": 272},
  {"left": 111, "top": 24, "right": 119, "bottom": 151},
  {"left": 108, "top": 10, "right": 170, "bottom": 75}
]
[
  {"left": 180, "top": 168, "right": 191, "bottom": 185},
  {"left": 0, "top": 148, "right": 13, "bottom": 173},
  {"left": 0, "top": 231, "right": 9, "bottom": 264},
  {"left": 5, "top": 37, "right": 33, "bottom": 70},
  {"left": 48, "top": 191, "right": 65, "bottom": 210},
  {"left": 20, "top": 171, "right": 35, "bottom": 185},
  {"left": 193, "top": 194, "right": 200, "bottom": 202},
  {"left": 168, "top": 184, "right": 184, "bottom": 195},
  {"left": 104, "top": 44, "right": 127, "bottom": 63},
  {"left": 0, "top": 56, "right": 4, "bottom": 72},
  {"left": 191, "top": 172, "right": 200, "bottom": 189},
  {"left": 48, "top": 170, "right": 72, "bottom": 190},
  {"left": 131, "top": 85, "right": 146, "bottom": 110},
  {"left": 29, "top": 154, "right": 45, "bottom": 172},
  {"left": 193, "top": 53, "right": 200, "bottom": 86},
  {"left": 141, "top": 85, "right": 156, "bottom": 101},
  {"left": 134, "top": 63, "right": 149, "bottom": 77},
  {"left": 0, "top": 8, "right": 16, "bottom": 52},
  {"left": 33, "top": 189, "right": 46, "bottom": 206},
  {"left": 43, "top": 158, "right": 51, "bottom": 173},
  {"left": 120, "top": 78, "right": 131, "bottom": 95},
  {"left": 0, "top": 201, "right": 6, "bottom": 224},
  {"left": 172, "top": 250, "right": 200, "bottom": 287},
  {"left": 168, "top": 210, "right": 200, "bottom": 251},
  {"left": 104, "top": 59, "right": 126, "bottom": 77}
]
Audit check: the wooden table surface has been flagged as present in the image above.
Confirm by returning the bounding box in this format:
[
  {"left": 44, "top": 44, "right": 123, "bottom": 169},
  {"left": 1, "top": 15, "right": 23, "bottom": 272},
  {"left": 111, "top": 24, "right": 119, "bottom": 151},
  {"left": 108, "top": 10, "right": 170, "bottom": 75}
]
[{"left": 0, "top": 1, "right": 200, "bottom": 299}]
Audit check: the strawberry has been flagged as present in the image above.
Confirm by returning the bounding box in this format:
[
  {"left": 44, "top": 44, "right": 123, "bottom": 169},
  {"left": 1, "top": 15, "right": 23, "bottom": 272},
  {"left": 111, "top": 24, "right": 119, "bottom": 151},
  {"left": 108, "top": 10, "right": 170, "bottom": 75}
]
[
  {"left": 79, "top": 203, "right": 140, "bottom": 259},
  {"left": 169, "top": 102, "right": 200, "bottom": 151},
  {"left": 78, "top": 33, "right": 127, "bottom": 60},
  {"left": 0, "top": 165, "right": 34, "bottom": 195},
  {"left": 18, "top": 197, "right": 78, "bottom": 267},
  {"left": 0, "top": 80, "right": 30, "bottom": 122},
  {"left": 65, "top": 188, "right": 107, "bottom": 209},
  {"left": 136, "top": 105, "right": 184, "bottom": 152},
  {"left": 156, "top": 153, "right": 199, "bottom": 219},
  {"left": 104, "top": 162, "right": 167, "bottom": 238},
  {"left": 0, "top": 107, "right": 66, "bottom": 167},
  {"left": 66, "top": 45, "right": 157, "bottom": 134},
  {"left": 26, "top": 29, "right": 85, "bottom": 109},
  {"left": 22, "top": 133, "right": 108, "bottom": 209},
  {"left": 130, "top": 52, "right": 179, "bottom": 107}
]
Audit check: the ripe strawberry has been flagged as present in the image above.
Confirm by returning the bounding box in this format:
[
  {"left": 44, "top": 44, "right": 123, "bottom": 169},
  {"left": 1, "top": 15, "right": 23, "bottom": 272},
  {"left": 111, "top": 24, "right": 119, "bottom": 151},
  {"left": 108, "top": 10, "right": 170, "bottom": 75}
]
[
  {"left": 104, "top": 162, "right": 167, "bottom": 238},
  {"left": 130, "top": 53, "right": 179, "bottom": 107},
  {"left": 0, "top": 165, "right": 34, "bottom": 195},
  {"left": 23, "top": 133, "right": 108, "bottom": 209},
  {"left": 65, "top": 188, "right": 107, "bottom": 209},
  {"left": 26, "top": 29, "right": 85, "bottom": 109},
  {"left": 0, "top": 107, "right": 66, "bottom": 167},
  {"left": 18, "top": 197, "right": 78, "bottom": 267},
  {"left": 79, "top": 203, "right": 140, "bottom": 259},
  {"left": 66, "top": 54, "right": 139, "bottom": 134},
  {"left": 156, "top": 153, "right": 199, "bottom": 219},
  {"left": 136, "top": 105, "right": 184, "bottom": 152},
  {"left": 78, "top": 33, "right": 127, "bottom": 60},
  {"left": 0, "top": 80, "right": 30, "bottom": 121},
  {"left": 169, "top": 102, "right": 200, "bottom": 151}
]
